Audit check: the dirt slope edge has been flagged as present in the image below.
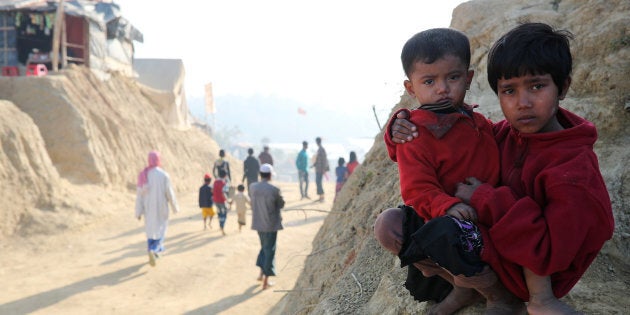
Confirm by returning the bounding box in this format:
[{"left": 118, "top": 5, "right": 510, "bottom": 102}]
[{"left": 0, "top": 66, "right": 241, "bottom": 239}]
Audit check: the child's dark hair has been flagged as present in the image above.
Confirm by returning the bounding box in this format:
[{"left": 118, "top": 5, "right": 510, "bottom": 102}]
[
  {"left": 401, "top": 28, "right": 471, "bottom": 78},
  {"left": 349, "top": 151, "right": 357, "bottom": 163},
  {"left": 487, "top": 22, "right": 573, "bottom": 95},
  {"left": 338, "top": 157, "right": 345, "bottom": 166},
  {"left": 237, "top": 184, "right": 245, "bottom": 192}
]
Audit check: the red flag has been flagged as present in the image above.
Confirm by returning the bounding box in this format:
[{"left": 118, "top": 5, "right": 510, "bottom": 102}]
[{"left": 297, "top": 107, "right": 307, "bottom": 115}]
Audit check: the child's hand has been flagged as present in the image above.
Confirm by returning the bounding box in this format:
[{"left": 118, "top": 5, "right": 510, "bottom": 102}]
[
  {"left": 455, "top": 177, "right": 483, "bottom": 204},
  {"left": 446, "top": 203, "right": 478, "bottom": 222},
  {"left": 390, "top": 111, "right": 418, "bottom": 144},
  {"left": 136, "top": 216, "right": 141, "bottom": 221}
]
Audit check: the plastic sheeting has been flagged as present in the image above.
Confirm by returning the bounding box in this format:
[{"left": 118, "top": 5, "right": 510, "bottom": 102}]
[{"left": 0, "top": 0, "right": 141, "bottom": 73}]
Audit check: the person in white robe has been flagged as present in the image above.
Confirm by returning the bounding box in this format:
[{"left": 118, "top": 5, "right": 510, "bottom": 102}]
[{"left": 135, "top": 151, "right": 179, "bottom": 266}]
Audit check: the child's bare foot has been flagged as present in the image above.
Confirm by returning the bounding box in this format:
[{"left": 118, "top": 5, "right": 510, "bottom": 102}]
[
  {"left": 485, "top": 298, "right": 527, "bottom": 315},
  {"left": 428, "top": 287, "right": 483, "bottom": 315},
  {"left": 527, "top": 297, "right": 583, "bottom": 315},
  {"left": 262, "top": 277, "right": 274, "bottom": 290}
]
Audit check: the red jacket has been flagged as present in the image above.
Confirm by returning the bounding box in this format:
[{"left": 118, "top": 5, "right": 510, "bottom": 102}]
[
  {"left": 472, "top": 107, "right": 614, "bottom": 300},
  {"left": 347, "top": 161, "right": 359, "bottom": 175},
  {"left": 212, "top": 179, "right": 227, "bottom": 203},
  {"left": 385, "top": 106, "right": 500, "bottom": 222}
]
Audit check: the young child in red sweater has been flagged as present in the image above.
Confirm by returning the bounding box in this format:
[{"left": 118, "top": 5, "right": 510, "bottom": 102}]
[
  {"left": 375, "top": 27, "right": 522, "bottom": 314},
  {"left": 387, "top": 22, "right": 614, "bottom": 315}
]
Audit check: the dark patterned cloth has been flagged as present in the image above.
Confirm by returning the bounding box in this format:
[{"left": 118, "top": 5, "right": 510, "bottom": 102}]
[
  {"left": 409, "top": 215, "right": 485, "bottom": 277},
  {"left": 397, "top": 205, "right": 453, "bottom": 302}
]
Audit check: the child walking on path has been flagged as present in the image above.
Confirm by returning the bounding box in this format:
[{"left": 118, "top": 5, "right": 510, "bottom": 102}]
[
  {"left": 213, "top": 169, "right": 230, "bottom": 236},
  {"left": 386, "top": 23, "right": 614, "bottom": 315},
  {"left": 232, "top": 184, "right": 251, "bottom": 232},
  {"left": 198, "top": 173, "right": 215, "bottom": 230}
]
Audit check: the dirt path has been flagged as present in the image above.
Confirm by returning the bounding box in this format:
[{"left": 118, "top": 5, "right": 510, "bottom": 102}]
[{"left": 1, "top": 181, "right": 336, "bottom": 314}]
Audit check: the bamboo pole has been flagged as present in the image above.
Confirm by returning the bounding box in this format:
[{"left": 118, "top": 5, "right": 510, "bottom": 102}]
[
  {"left": 61, "top": 13, "right": 67, "bottom": 68},
  {"left": 51, "top": 0, "right": 65, "bottom": 71}
]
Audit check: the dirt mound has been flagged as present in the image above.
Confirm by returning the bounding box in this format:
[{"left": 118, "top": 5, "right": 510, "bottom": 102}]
[
  {"left": 0, "top": 100, "right": 61, "bottom": 235},
  {"left": 277, "top": 0, "right": 630, "bottom": 313},
  {"left": 0, "top": 66, "right": 239, "bottom": 238}
]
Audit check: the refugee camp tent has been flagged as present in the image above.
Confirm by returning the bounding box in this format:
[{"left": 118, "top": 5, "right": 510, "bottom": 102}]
[
  {"left": 134, "top": 58, "right": 191, "bottom": 129},
  {"left": 0, "top": 0, "right": 142, "bottom": 76}
]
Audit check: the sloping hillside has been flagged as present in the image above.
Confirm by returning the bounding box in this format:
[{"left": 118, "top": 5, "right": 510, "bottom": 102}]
[
  {"left": 277, "top": 0, "right": 630, "bottom": 314},
  {"left": 0, "top": 66, "right": 240, "bottom": 238}
]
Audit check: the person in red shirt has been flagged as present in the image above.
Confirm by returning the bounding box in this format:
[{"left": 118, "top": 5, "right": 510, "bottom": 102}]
[
  {"left": 213, "top": 169, "right": 230, "bottom": 236},
  {"left": 387, "top": 23, "right": 614, "bottom": 315},
  {"left": 375, "top": 28, "right": 521, "bottom": 315},
  {"left": 346, "top": 151, "right": 360, "bottom": 176}
]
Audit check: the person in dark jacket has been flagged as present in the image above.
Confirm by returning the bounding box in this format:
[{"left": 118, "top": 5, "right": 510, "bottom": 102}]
[
  {"left": 258, "top": 146, "right": 274, "bottom": 165},
  {"left": 198, "top": 173, "right": 214, "bottom": 230},
  {"left": 242, "top": 148, "right": 260, "bottom": 190}
]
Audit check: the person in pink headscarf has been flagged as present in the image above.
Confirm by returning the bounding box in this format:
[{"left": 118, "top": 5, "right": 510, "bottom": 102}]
[{"left": 135, "top": 150, "right": 180, "bottom": 267}]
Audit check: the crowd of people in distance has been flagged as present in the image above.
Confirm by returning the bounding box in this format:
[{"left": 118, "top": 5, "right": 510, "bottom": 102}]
[{"left": 133, "top": 137, "right": 361, "bottom": 290}]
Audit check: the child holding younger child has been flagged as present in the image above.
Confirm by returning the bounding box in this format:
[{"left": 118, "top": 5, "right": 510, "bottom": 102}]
[{"left": 385, "top": 23, "right": 614, "bottom": 315}]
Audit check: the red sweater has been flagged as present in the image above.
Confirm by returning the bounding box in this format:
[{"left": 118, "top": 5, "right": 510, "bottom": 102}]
[
  {"left": 472, "top": 108, "right": 614, "bottom": 300},
  {"left": 212, "top": 179, "right": 227, "bottom": 203},
  {"left": 385, "top": 106, "right": 500, "bottom": 221}
]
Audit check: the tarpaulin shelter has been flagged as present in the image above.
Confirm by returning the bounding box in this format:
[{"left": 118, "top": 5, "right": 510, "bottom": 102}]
[
  {"left": 134, "top": 58, "right": 191, "bottom": 129},
  {"left": 0, "top": 0, "right": 142, "bottom": 75}
]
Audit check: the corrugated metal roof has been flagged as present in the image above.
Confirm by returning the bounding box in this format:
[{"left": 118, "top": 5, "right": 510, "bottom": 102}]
[
  {"left": 0, "top": 0, "right": 47, "bottom": 10},
  {"left": 0, "top": 0, "right": 142, "bottom": 41}
]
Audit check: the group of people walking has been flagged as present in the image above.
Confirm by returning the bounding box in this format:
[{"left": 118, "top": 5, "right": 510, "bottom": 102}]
[
  {"left": 296, "top": 137, "right": 360, "bottom": 203},
  {"left": 133, "top": 138, "right": 360, "bottom": 287},
  {"left": 134, "top": 148, "right": 285, "bottom": 291},
  {"left": 207, "top": 148, "right": 285, "bottom": 289}
]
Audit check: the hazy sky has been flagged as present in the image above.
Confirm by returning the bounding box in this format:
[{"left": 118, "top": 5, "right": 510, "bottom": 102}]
[{"left": 116, "top": 0, "right": 467, "bottom": 115}]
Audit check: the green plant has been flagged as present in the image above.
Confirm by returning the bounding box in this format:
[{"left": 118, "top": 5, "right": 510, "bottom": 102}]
[{"left": 611, "top": 35, "right": 630, "bottom": 50}]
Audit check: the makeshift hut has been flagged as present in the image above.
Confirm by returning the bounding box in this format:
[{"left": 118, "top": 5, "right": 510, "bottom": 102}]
[{"left": 0, "top": 0, "right": 142, "bottom": 76}]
